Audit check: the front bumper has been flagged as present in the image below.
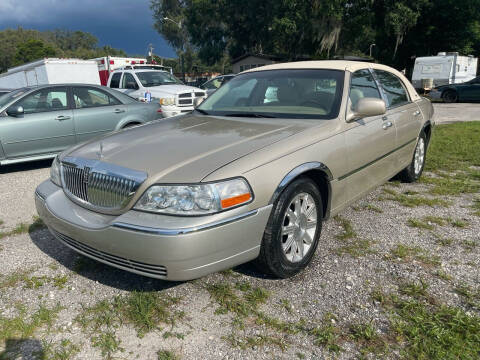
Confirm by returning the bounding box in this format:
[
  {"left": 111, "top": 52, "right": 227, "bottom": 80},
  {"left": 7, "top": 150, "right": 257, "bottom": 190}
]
[
  {"left": 161, "top": 106, "right": 193, "bottom": 118},
  {"left": 35, "top": 180, "right": 272, "bottom": 281}
]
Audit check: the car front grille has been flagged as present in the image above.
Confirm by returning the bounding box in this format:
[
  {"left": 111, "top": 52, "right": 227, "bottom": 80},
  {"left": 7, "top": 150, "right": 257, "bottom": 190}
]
[
  {"left": 61, "top": 157, "right": 147, "bottom": 212},
  {"left": 177, "top": 91, "right": 206, "bottom": 107},
  {"left": 51, "top": 229, "right": 167, "bottom": 277}
]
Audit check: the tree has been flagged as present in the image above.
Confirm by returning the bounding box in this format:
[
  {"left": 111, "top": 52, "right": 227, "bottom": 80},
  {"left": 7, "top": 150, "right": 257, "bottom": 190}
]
[{"left": 14, "top": 39, "right": 57, "bottom": 65}]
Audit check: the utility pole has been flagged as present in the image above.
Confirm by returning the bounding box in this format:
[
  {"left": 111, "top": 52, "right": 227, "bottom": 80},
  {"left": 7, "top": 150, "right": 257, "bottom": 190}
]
[{"left": 163, "top": 17, "right": 185, "bottom": 82}]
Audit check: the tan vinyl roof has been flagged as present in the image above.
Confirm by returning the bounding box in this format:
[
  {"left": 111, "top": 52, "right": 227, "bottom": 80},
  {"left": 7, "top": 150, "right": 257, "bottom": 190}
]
[{"left": 243, "top": 60, "right": 421, "bottom": 101}]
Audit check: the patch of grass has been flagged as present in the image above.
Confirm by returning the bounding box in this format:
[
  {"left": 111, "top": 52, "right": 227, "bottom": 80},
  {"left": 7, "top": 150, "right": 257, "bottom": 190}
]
[
  {"left": 310, "top": 314, "right": 343, "bottom": 353},
  {"left": 423, "top": 215, "right": 448, "bottom": 226},
  {"left": 462, "top": 240, "right": 477, "bottom": 250},
  {"left": 382, "top": 188, "right": 450, "bottom": 208},
  {"left": 454, "top": 283, "right": 480, "bottom": 310},
  {"left": 425, "top": 122, "right": 480, "bottom": 172},
  {"left": 280, "top": 299, "right": 293, "bottom": 314},
  {"left": 432, "top": 233, "right": 453, "bottom": 246},
  {"left": 333, "top": 215, "right": 356, "bottom": 240},
  {"left": 39, "top": 339, "right": 80, "bottom": 360},
  {"left": 398, "top": 280, "right": 429, "bottom": 299},
  {"left": 157, "top": 349, "right": 180, "bottom": 360},
  {"left": 434, "top": 269, "right": 453, "bottom": 281},
  {"left": 0, "top": 267, "right": 36, "bottom": 289},
  {"left": 407, "top": 218, "right": 434, "bottom": 230},
  {"left": 0, "top": 303, "right": 62, "bottom": 341},
  {"left": 92, "top": 330, "right": 123, "bottom": 358},
  {"left": 450, "top": 218, "right": 468, "bottom": 228},
  {"left": 224, "top": 333, "right": 288, "bottom": 351},
  {"left": 0, "top": 219, "right": 3, "bottom": 226},
  {"left": 471, "top": 198, "right": 480, "bottom": 216},
  {"left": 420, "top": 172, "right": 480, "bottom": 196},
  {"left": 388, "top": 245, "right": 440, "bottom": 267},
  {"left": 0, "top": 216, "right": 47, "bottom": 240},
  {"left": 334, "top": 238, "right": 377, "bottom": 258}
]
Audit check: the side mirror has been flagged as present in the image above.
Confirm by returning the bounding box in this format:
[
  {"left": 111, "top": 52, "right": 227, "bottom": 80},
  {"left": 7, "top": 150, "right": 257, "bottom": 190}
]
[
  {"left": 194, "top": 97, "right": 205, "bottom": 107},
  {"left": 6, "top": 105, "right": 24, "bottom": 118},
  {"left": 346, "top": 98, "right": 386, "bottom": 122}
]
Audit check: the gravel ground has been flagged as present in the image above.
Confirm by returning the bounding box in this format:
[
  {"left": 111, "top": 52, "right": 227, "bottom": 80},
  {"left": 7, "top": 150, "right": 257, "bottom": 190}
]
[{"left": 0, "top": 171, "right": 478, "bottom": 359}]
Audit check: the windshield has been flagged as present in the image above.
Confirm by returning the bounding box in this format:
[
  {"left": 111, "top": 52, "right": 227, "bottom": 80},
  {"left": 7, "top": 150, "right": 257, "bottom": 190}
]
[
  {"left": 0, "top": 88, "right": 31, "bottom": 109},
  {"left": 136, "top": 71, "right": 183, "bottom": 87},
  {"left": 197, "top": 69, "right": 344, "bottom": 119}
]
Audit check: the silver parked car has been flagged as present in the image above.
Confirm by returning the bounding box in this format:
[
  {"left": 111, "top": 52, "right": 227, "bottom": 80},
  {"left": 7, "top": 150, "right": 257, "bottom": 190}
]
[
  {"left": 0, "top": 84, "right": 161, "bottom": 166},
  {"left": 35, "top": 61, "right": 434, "bottom": 281}
]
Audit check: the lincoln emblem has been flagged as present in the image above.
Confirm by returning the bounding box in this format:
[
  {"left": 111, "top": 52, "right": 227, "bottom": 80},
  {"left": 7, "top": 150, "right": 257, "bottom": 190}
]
[{"left": 83, "top": 167, "right": 91, "bottom": 184}]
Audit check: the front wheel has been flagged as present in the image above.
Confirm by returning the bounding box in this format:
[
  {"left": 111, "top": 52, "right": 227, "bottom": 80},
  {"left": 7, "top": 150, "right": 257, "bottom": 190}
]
[
  {"left": 398, "top": 132, "right": 427, "bottom": 183},
  {"left": 255, "top": 177, "right": 323, "bottom": 278}
]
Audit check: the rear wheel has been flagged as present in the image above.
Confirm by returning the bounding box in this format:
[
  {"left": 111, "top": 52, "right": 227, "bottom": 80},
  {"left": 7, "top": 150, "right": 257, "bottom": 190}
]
[
  {"left": 442, "top": 90, "right": 458, "bottom": 103},
  {"left": 398, "top": 132, "right": 427, "bottom": 183},
  {"left": 255, "top": 177, "right": 322, "bottom": 278}
]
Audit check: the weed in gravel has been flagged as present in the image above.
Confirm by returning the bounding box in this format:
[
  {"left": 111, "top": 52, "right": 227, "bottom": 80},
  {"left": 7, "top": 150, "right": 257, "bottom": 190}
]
[
  {"left": 0, "top": 267, "right": 36, "bottom": 289},
  {"left": 397, "top": 280, "right": 429, "bottom": 300},
  {"left": 388, "top": 245, "right": 440, "bottom": 267},
  {"left": 23, "top": 274, "right": 69, "bottom": 290},
  {"left": 349, "top": 321, "right": 387, "bottom": 356},
  {"left": 157, "top": 349, "right": 179, "bottom": 360},
  {"left": 420, "top": 172, "right": 480, "bottom": 196},
  {"left": 432, "top": 232, "right": 453, "bottom": 246},
  {"left": 462, "top": 240, "right": 478, "bottom": 250},
  {"left": 471, "top": 198, "right": 480, "bottom": 216},
  {"left": 224, "top": 333, "right": 288, "bottom": 351},
  {"left": 454, "top": 283, "right": 480, "bottom": 310},
  {"left": 39, "top": 339, "right": 80, "bottom": 360},
  {"left": 0, "top": 217, "right": 46, "bottom": 240},
  {"left": 234, "top": 281, "right": 251, "bottom": 292},
  {"left": 0, "top": 219, "right": 3, "bottom": 226},
  {"left": 280, "top": 299, "right": 293, "bottom": 314},
  {"left": 450, "top": 218, "right": 468, "bottom": 228},
  {"left": 0, "top": 303, "right": 62, "bottom": 342},
  {"left": 352, "top": 203, "right": 383, "bottom": 213},
  {"left": 433, "top": 270, "right": 453, "bottom": 281},
  {"left": 407, "top": 218, "right": 434, "bottom": 230},
  {"left": 334, "top": 239, "right": 377, "bottom": 258},
  {"left": 334, "top": 216, "right": 356, "bottom": 240},
  {"left": 92, "top": 330, "right": 123, "bottom": 358},
  {"left": 310, "top": 313, "right": 343, "bottom": 353},
  {"left": 382, "top": 188, "right": 450, "bottom": 208}
]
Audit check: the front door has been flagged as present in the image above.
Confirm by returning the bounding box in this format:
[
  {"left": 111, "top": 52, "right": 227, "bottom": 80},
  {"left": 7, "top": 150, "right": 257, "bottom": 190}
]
[
  {"left": 344, "top": 69, "right": 397, "bottom": 202},
  {"left": 459, "top": 78, "right": 480, "bottom": 101},
  {"left": 0, "top": 86, "right": 75, "bottom": 159},
  {"left": 72, "top": 86, "right": 127, "bottom": 143}
]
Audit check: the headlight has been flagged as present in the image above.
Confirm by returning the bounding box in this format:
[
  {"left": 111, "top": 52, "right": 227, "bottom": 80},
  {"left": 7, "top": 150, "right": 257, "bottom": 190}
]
[
  {"left": 159, "top": 97, "right": 175, "bottom": 106},
  {"left": 50, "top": 156, "right": 62, "bottom": 187},
  {"left": 134, "top": 178, "right": 253, "bottom": 215}
]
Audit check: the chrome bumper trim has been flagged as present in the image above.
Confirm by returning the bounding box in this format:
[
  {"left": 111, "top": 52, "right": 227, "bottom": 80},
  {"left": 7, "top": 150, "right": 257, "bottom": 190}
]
[
  {"left": 112, "top": 209, "right": 259, "bottom": 236},
  {"left": 35, "top": 189, "right": 46, "bottom": 201}
]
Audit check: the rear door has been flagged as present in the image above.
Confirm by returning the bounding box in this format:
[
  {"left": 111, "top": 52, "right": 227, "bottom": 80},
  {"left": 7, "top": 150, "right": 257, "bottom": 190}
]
[
  {"left": 344, "top": 69, "right": 397, "bottom": 201},
  {"left": 72, "top": 86, "right": 127, "bottom": 143},
  {"left": 0, "top": 86, "right": 75, "bottom": 159},
  {"left": 373, "top": 69, "right": 422, "bottom": 169}
]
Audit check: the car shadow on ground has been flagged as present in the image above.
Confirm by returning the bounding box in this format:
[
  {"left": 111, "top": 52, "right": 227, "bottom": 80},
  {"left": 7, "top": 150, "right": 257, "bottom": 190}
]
[
  {"left": 0, "top": 338, "right": 44, "bottom": 359},
  {"left": 29, "top": 228, "right": 181, "bottom": 293},
  {"left": 0, "top": 159, "right": 52, "bottom": 174}
]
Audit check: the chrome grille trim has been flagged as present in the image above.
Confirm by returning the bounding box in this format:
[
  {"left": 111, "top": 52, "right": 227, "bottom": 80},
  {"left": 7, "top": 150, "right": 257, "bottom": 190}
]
[
  {"left": 61, "top": 156, "right": 147, "bottom": 213},
  {"left": 176, "top": 91, "right": 206, "bottom": 107},
  {"left": 51, "top": 229, "right": 167, "bottom": 277}
]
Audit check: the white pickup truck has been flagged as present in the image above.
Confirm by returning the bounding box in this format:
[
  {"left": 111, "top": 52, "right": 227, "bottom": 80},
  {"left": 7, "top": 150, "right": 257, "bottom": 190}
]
[{"left": 107, "top": 65, "right": 206, "bottom": 118}]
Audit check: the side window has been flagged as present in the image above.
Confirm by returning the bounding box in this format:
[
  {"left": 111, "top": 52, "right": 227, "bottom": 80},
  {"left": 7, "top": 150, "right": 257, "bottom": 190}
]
[
  {"left": 15, "top": 87, "right": 68, "bottom": 114},
  {"left": 73, "top": 87, "right": 121, "bottom": 109},
  {"left": 264, "top": 86, "right": 278, "bottom": 103},
  {"left": 121, "top": 73, "right": 139, "bottom": 90},
  {"left": 203, "top": 79, "right": 219, "bottom": 90},
  {"left": 110, "top": 73, "right": 121, "bottom": 88},
  {"left": 373, "top": 70, "right": 409, "bottom": 108},
  {"left": 349, "top": 69, "right": 382, "bottom": 108}
]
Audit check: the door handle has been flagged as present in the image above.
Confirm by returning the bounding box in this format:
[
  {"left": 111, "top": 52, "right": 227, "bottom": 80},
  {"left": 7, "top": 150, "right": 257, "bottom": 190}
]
[
  {"left": 55, "top": 115, "right": 71, "bottom": 121},
  {"left": 413, "top": 110, "right": 421, "bottom": 116},
  {"left": 382, "top": 121, "right": 393, "bottom": 130},
  {"left": 114, "top": 109, "right": 125, "bottom": 113}
]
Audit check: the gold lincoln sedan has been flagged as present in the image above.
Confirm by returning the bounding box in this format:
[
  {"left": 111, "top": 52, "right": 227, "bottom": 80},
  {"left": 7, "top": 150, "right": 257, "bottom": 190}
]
[{"left": 35, "top": 61, "right": 434, "bottom": 281}]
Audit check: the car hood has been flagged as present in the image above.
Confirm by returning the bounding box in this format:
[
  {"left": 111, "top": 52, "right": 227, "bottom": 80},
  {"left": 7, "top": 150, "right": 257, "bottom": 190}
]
[
  {"left": 63, "top": 114, "right": 315, "bottom": 183},
  {"left": 146, "top": 84, "right": 204, "bottom": 96}
]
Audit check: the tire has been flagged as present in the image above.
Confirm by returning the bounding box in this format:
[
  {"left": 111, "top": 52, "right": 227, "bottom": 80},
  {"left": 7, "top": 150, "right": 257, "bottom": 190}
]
[
  {"left": 442, "top": 90, "right": 458, "bottom": 103},
  {"left": 398, "top": 132, "right": 427, "bottom": 183},
  {"left": 255, "top": 177, "right": 323, "bottom": 278}
]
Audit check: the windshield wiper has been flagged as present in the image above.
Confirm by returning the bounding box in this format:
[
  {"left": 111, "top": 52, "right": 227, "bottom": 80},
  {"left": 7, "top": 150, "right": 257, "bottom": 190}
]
[
  {"left": 223, "top": 112, "right": 277, "bottom": 118},
  {"left": 194, "top": 109, "right": 210, "bottom": 115}
]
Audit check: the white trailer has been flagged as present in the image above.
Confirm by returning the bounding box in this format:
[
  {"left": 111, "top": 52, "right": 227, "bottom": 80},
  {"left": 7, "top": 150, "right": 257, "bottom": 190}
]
[
  {"left": 412, "top": 52, "right": 478, "bottom": 90},
  {"left": 0, "top": 58, "right": 100, "bottom": 88}
]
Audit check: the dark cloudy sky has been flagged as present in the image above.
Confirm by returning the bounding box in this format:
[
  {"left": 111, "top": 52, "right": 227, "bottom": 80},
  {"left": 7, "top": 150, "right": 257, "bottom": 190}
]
[{"left": 0, "top": 0, "right": 176, "bottom": 58}]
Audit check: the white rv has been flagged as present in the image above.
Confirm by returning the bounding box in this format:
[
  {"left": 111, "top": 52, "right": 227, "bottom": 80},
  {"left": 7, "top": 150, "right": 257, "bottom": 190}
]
[
  {"left": 412, "top": 52, "right": 478, "bottom": 90},
  {"left": 0, "top": 58, "right": 101, "bottom": 88}
]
